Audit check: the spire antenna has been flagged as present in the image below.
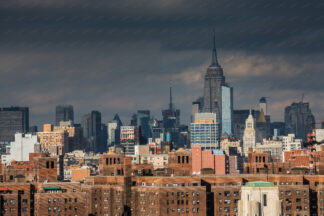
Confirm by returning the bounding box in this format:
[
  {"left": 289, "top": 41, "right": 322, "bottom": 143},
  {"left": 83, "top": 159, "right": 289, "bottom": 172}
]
[
  {"left": 211, "top": 29, "right": 219, "bottom": 66},
  {"left": 169, "top": 78, "right": 173, "bottom": 110}
]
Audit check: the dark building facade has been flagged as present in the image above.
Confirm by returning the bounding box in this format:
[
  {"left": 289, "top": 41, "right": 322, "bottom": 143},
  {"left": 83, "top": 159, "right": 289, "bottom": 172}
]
[
  {"left": 137, "top": 110, "right": 151, "bottom": 142},
  {"left": 285, "top": 102, "right": 315, "bottom": 141},
  {"left": 271, "top": 122, "right": 285, "bottom": 137},
  {"left": 161, "top": 85, "right": 181, "bottom": 149},
  {"left": 81, "top": 111, "right": 102, "bottom": 153},
  {"left": 0, "top": 107, "right": 29, "bottom": 153},
  {"left": 55, "top": 104, "right": 74, "bottom": 126}
]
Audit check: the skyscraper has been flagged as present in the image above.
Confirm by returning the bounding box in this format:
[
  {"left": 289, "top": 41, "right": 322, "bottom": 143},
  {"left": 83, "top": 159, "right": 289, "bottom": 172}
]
[
  {"left": 203, "top": 33, "right": 226, "bottom": 116},
  {"left": 107, "top": 114, "right": 123, "bottom": 147},
  {"left": 120, "top": 126, "right": 141, "bottom": 155},
  {"left": 0, "top": 107, "right": 29, "bottom": 147},
  {"left": 243, "top": 110, "right": 256, "bottom": 156},
  {"left": 137, "top": 110, "right": 151, "bottom": 142},
  {"left": 162, "top": 84, "right": 180, "bottom": 129},
  {"left": 221, "top": 85, "right": 233, "bottom": 135},
  {"left": 161, "top": 83, "right": 181, "bottom": 148},
  {"left": 81, "top": 111, "right": 102, "bottom": 153},
  {"left": 190, "top": 112, "right": 220, "bottom": 150},
  {"left": 259, "top": 97, "right": 268, "bottom": 115},
  {"left": 284, "top": 102, "right": 315, "bottom": 141},
  {"left": 55, "top": 105, "right": 74, "bottom": 126}
]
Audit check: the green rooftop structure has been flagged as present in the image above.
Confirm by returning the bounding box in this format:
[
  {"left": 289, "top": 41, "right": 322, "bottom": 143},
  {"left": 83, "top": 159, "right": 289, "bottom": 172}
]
[
  {"left": 245, "top": 181, "right": 274, "bottom": 187},
  {"left": 43, "top": 186, "right": 61, "bottom": 190}
]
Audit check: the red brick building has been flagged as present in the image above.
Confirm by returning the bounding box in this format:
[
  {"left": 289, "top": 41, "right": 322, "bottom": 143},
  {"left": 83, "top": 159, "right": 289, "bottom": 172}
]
[
  {"left": 191, "top": 146, "right": 228, "bottom": 175},
  {"left": 166, "top": 148, "right": 192, "bottom": 176}
]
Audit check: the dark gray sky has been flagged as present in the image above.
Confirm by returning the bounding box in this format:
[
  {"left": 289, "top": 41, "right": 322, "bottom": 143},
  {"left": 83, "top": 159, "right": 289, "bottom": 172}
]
[{"left": 1, "top": 0, "right": 324, "bottom": 127}]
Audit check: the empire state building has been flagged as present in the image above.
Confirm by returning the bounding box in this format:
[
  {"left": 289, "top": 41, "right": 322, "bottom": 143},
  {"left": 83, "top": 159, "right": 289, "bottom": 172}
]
[{"left": 203, "top": 34, "right": 226, "bottom": 117}]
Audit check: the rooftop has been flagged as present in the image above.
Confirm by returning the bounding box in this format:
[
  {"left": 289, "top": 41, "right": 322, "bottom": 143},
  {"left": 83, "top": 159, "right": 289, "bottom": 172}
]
[{"left": 245, "top": 181, "right": 275, "bottom": 187}]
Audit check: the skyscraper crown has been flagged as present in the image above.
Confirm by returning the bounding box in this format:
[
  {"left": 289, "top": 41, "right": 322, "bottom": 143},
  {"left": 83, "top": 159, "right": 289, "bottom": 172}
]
[{"left": 210, "top": 30, "right": 220, "bottom": 67}]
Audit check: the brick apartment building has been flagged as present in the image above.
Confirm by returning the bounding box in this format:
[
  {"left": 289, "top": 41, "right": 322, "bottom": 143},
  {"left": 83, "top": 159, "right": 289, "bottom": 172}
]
[
  {"left": 165, "top": 148, "right": 192, "bottom": 176},
  {"left": 245, "top": 149, "right": 324, "bottom": 175},
  {"left": 1, "top": 148, "right": 324, "bottom": 215},
  {"left": 1, "top": 153, "right": 58, "bottom": 183}
]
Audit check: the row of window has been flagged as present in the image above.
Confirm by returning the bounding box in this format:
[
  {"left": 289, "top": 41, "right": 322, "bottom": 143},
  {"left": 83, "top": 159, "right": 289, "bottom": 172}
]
[
  {"left": 280, "top": 190, "right": 308, "bottom": 196},
  {"left": 167, "top": 208, "right": 200, "bottom": 213},
  {"left": 48, "top": 198, "right": 78, "bottom": 203},
  {"left": 219, "top": 207, "right": 238, "bottom": 212},
  {"left": 217, "top": 191, "right": 240, "bottom": 196},
  {"left": 166, "top": 199, "right": 200, "bottom": 205},
  {"left": 48, "top": 206, "right": 78, "bottom": 212},
  {"left": 166, "top": 192, "right": 200, "bottom": 197}
]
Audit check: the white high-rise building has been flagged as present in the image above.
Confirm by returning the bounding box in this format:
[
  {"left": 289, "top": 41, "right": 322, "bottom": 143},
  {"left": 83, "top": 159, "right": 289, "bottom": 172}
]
[
  {"left": 243, "top": 110, "right": 256, "bottom": 156},
  {"left": 281, "top": 134, "right": 302, "bottom": 151},
  {"left": 107, "top": 121, "right": 118, "bottom": 146},
  {"left": 190, "top": 112, "right": 220, "bottom": 150},
  {"left": 1, "top": 133, "right": 39, "bottom": 165}
]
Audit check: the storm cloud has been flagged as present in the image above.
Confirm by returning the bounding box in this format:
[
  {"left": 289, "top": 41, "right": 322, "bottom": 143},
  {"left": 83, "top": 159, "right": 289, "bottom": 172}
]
[{"left": 0, "top": 0, "right": 323, "bottom": 126}]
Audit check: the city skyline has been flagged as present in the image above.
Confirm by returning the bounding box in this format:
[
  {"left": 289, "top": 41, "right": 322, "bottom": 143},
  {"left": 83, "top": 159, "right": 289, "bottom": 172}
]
[{"left": 1, "top": 0, "right": 324, "bottom": 127}]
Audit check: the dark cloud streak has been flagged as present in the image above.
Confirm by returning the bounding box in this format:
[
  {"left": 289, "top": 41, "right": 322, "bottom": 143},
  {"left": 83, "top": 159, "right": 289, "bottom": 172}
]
[{"left": 0, "top": 0, "right": 324, "bottom": 126}]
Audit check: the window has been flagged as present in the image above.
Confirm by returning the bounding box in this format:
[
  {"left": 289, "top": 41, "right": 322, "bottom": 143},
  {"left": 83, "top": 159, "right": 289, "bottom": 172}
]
[{"left": 263, "top": 194, "right": 267, "bottom": 206}]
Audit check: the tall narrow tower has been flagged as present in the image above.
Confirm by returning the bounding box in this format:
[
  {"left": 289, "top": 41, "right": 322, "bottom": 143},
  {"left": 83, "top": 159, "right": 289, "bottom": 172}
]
[
  {"left": 169, "top": 79, "right": 173, "bottom": 110},
  {"left": 203, "top": 32, "right": 226, "bottom": 118},
  {"left": 243, "top": 109, "right": 256, "bottom": 156}
]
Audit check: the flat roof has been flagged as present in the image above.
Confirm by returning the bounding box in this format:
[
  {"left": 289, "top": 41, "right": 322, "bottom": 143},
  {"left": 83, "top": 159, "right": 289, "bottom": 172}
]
[{"left": 245, "top": 181, "right": 275, "bottom": 187}]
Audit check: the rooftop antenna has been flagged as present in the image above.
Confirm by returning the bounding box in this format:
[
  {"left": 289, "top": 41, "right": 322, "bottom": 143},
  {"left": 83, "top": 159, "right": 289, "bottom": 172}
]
[{"left": 169, "top": 76, "right": 173, "bottom": 110}]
